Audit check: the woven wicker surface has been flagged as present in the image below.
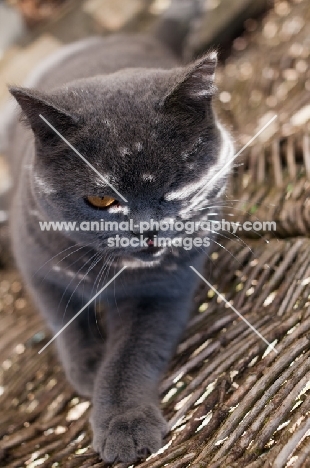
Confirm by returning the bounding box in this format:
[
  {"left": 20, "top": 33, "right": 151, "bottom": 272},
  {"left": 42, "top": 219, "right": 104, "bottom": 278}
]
[
  {"left": 1, "top": 236, "right": 310, "bottom": 468},
  {"left": 216, "top": 0, "right": 310, "bottom": 141},
  {"left": 1, "top": 0, "right": 310, "bottom": 467}
]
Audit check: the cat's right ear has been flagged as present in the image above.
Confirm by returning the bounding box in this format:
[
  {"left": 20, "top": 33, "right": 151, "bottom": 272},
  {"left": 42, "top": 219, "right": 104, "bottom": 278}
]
[{"left": 9, "top": 86, "right": 78, "bottom": 142}]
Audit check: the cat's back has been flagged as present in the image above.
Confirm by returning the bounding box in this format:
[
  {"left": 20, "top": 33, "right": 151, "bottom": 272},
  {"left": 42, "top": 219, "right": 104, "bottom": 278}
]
[{"left": 25, "top": 34, "right": 179, "bottom": 92}]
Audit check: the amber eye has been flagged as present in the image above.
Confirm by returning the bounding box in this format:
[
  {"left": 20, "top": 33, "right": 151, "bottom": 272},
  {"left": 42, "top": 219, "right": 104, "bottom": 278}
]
[{"left": 87, "top": 195, "right": 118, "bottom": 208}]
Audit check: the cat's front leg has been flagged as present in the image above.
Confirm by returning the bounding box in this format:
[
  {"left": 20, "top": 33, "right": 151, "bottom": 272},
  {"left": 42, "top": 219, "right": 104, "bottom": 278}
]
[
  {"left": 31, "top": 279, "right": 105, "bottom": 398},
  {"left": 56, "top": 322, "right": 104, "bottom": 398},
  {"left": 91, "top": 295, "right": 191, "bottom": 463}
]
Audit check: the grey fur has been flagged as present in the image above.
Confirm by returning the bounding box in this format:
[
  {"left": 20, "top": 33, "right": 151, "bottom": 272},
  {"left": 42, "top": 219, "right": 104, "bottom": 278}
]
[{"left": 7, "top": 31, "right": 233, "bottom": 463}]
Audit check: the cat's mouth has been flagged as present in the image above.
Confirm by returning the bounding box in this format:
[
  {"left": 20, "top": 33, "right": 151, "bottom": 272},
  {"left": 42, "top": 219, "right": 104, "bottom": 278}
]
[
  {"left": 132, "top": 245, "right": 165, "bottom": 262},
  {"left": 141, "top": 246, "right": 163, "bottom": 255}
]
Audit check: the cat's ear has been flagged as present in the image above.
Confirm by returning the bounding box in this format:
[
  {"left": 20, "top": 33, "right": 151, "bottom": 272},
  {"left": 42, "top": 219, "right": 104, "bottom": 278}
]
[
  {"left": 9, "top": 86, "right": 78, "bottom": 142},
  {"left": 164, "top": 51, "right": 217, "bottom": 116}
]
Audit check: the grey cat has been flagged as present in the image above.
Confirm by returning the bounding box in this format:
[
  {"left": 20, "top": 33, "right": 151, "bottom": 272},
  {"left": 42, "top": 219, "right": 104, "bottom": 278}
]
[{"left": 5, "top": 8, "right": 234, "bottom": 465}]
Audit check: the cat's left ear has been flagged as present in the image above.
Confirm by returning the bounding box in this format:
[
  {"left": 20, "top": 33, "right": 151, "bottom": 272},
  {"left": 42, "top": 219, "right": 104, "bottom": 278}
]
[
  {"left": 9, "top": 86, "right": 78, "bottom": 142},
  {"left": 163, "top": 51, "right": 218, "bottom": 116}
]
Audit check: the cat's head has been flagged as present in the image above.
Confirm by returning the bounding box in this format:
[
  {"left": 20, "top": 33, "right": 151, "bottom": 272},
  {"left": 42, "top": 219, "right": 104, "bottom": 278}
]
[{"left": 10, "top": 51, "right": 233, "bottom": 263}]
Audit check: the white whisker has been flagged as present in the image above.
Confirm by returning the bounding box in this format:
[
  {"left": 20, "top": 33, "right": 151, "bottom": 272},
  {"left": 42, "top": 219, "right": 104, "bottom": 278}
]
[{"left": 190, "top": 267, "right": 278, "bottom": 354}]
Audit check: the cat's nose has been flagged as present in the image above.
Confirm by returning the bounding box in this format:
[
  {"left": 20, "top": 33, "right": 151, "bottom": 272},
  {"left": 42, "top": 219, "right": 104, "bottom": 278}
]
[
  {"left": 144, "top": 230, "right": 159, "bottom": 246},
  {"left": 144, "top": 231, "right": 158, "bottom": 247},
  {"left": 131, "top": 228, "right": 159, "bottom": 242}
]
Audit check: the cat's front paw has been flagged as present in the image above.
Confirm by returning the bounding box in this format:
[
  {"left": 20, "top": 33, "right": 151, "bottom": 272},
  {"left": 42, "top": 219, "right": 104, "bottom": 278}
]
[{"left": 92, "top": 404, "right": 167, "bottom": 463}]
